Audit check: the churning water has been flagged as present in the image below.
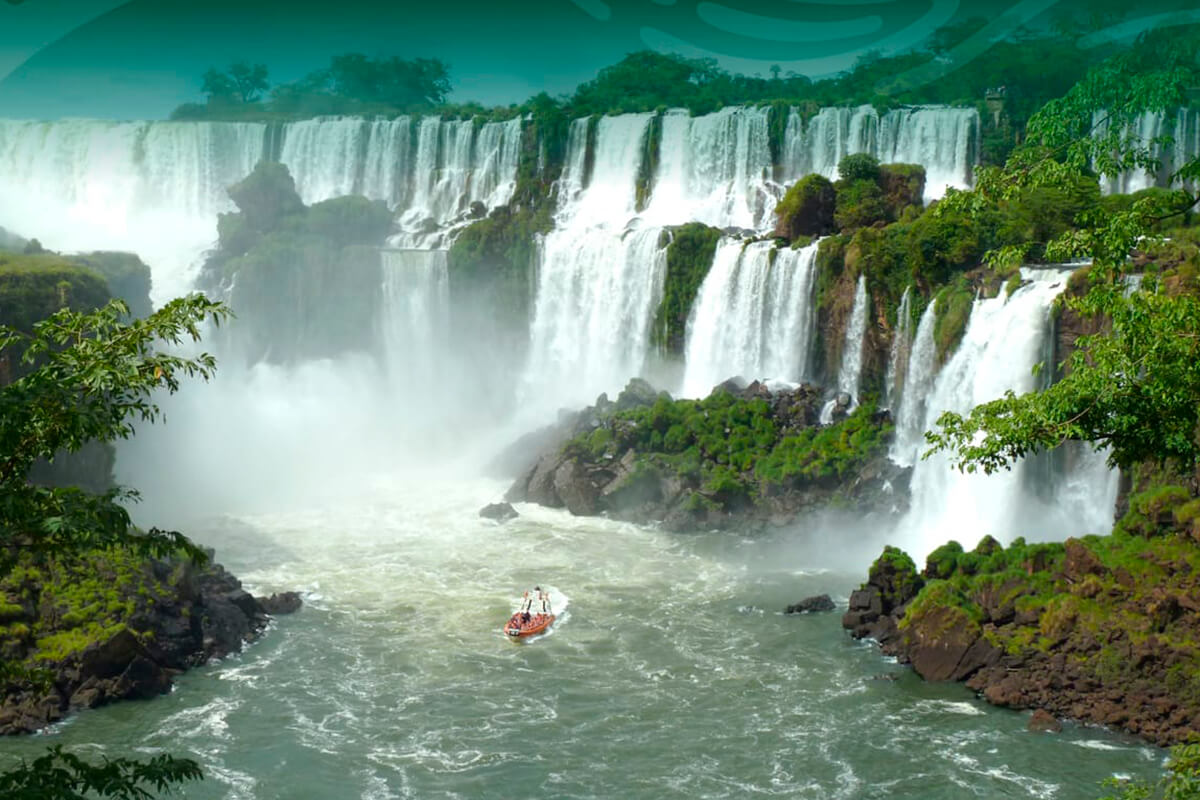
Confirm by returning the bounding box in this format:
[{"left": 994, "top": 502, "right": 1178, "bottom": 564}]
[{"left": 0, "top": 472, "right": 1163, "bottom": 799}]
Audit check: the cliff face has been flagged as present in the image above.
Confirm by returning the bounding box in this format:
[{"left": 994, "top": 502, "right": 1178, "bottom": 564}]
[
  {"left": 844, "top": 526, "right": 1200, "bottom": 746},
  {"left": 504, "top": 378, "right": 909, "bottom": 531},
  {"left": 0, "top": 550, "right": 301, "bottom": 735}
]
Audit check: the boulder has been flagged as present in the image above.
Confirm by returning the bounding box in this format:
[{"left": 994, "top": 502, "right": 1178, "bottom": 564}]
[
  {"left": 773, "top": 174, "right": 837, "bottom": 241},
  {"left": 479, "top": 502, "right": 519, "bottom": 522},
  {"left": 259, "top": 592, "right": 304, "bottom": 615},
  {"left": 553, "top": 459, "right": 600, "bottom": 516},
  {"left": 786, "top": 594, "right": 836, "bottom": 614},
  {"left": 615, "top": 378, "right": 660, "bottom": 410},
  {"left": 1063, "top": 538, "right": 1105, "bottom": 581},
  {"left": 1028, "top": 708, "right": 1062, "bottom": 733}
]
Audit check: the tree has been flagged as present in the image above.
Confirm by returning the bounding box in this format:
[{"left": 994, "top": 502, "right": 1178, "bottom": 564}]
[
  {"left": 0, "top": 294, "right": 230, "bottom": 795},
  {"left": 925, "top": 43, "right": 1200, "bottom": 474},
  {"left": 1099, "top": 742, "right": 1200, "bottom": 799},
  {"left": 325, "top": 54, "right": 451, "bottom": 108},
  {"left": 202, "top": 61, "right": 269, "bottom": 105}
]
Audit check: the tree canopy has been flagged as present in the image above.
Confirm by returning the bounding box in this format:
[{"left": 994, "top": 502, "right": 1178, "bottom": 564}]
[{"left": 925, "top": 38, "right": 1200, "bottom": 474}]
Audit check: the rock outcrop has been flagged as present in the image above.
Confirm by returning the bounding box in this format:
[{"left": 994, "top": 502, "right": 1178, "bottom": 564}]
[
  {"left": 0, "top": 555, "right": 301, "bottom": 735},
  {"left": 786, "top": 594, "right": 835, "bottom": 614},
  {"left": 479, "top": 502, "right": 519, "bottom": 522},
  {"left": 505, "top": 378, "right": 908, "bottom": 531},
  {"left": 845, "top": 532, "right": 1200, "bottom": 746}
]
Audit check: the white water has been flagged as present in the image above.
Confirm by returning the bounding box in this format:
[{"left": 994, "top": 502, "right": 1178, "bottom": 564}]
[
  {"left": 885, "top": 287, "right": 913, "bottom": 410},
  {"left": 1096, "top": 108, "right": 1200, "bottom": 194},
  {"left": 681, "top": 239, "right": 819, "bottom": 397},
  {"left": 0, "top": 119, "right": 266, "bottom": 304},
  {"left": 643, "top": 106, "right": 775, "bottom": 230},
  {"left": 837, "top": 276, "right": 870, "bottom": 400},
  {"left": 889, "top": 299, "right": 939, "bottom": 467},
  {"left": 783, "top": 105, "right": 979, "bottom": 201},
  {"left": 893, "top": 271, "right": 1119, "bottom": 561},
  {"left": 520, "top": 114, "right": 667, "bottom": 413},
  {"left": 819, "top": 275, "right": 870, "bottom": 424},
  {"left": 0, "top": 115, "right": 522, "bottom": 304},
  {"left": 380, "top": 249, "right": 449, "bottom": 406}
]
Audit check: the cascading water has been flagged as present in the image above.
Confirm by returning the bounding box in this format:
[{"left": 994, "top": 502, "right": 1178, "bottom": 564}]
[
  {"left": 520, "top": 113, "right": 666, "bottom": 412},
  {"left": 0, "top": 119, "right": 266, "bottom": 303},
  {"left": 380, "top": 248, "right": 449, "bottom": 396},
  {"left": 681, "top": 239, "right": 819, "bottom": 397},
  {"left": 0, "top": 116, "right": 522, "bottom": 305},
  {"left": 889, "top": 299, "right": 939, "bottom": 466},
  {"left": 893, "top": 270, "right": 1119, "bottom": 561},
  {"left": 644, "top": 106, "right": 775, "bottom": 230},
  {"left": 782, "top": 105, "right": 980, "bottom": 202},
  {"left": 820, "top": 275, "right": 869, "bottom": 423},
  {"left": 1096, "top": 108, "right": 1200, "bottom": 194},
  {"left": 884, "top": 287, "right": 913, "bottom": 410}
]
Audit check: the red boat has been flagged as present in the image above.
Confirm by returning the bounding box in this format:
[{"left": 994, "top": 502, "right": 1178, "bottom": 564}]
[{"left": 504, "top": 612, "right": 555, "bottom": 639}]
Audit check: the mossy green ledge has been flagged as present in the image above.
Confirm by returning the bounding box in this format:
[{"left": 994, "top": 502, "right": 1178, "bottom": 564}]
[
  {"left": 0, "top": 548, "right": 302, "bottom": 735},
  {"left": 844, "top": 513, "right": 1200, "bottom": 745},
  {"left": 503, "top": 378, "right": 908, "bottom": 531}
]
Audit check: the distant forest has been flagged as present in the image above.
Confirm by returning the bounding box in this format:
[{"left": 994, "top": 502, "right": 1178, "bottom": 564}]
[{"left": 172, "top": 17, "right": 1200, "bottom": 137}]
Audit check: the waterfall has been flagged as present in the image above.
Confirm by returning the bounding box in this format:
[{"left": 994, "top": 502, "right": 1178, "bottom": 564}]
[
  {"left": 380, "top": 248, "right": 449, "bottom": 400},
  {"left": 644, "top": 106, "right": 774, "bottom": 230},
  {"left": 0, "top": 115, "right": 522, "bottom": 304},
  {"left": 521, "top": 113, "right": 664, "bottom": 412},
  {"left": 681, "top": 239, "right": 819, "bottom": 397},
  {"left": 889, "top": 299, "right": 938, "bottom": 467},
  {"left": 837, "top": 275, "right": 870, "bottom": 400},
  {"left": 782, "top": 105, "right": 979, "bottom": 202},
  {"left": 893, "top": 270, "right": 1119, "bottom": 561},
  {"left": 885, "top": 287, "right": 913, "bottom": 410},
  {"left": 819, "top": 275, "right": 870, "bottom": 424},
  {"left": 0, "top": 119, "right": 266, "bottom": 304},
  {"left": 1096, "top": 108, "right": 1200, "bottom": 195}
]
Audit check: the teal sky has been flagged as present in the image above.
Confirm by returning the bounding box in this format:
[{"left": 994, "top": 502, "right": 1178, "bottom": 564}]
[{"left": 0, "top": 0, "right": 1193, "bottom": 119}]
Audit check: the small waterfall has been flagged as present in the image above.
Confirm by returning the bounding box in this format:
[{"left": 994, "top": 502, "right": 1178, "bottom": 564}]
[
  {"left": 819, "top": 275, "right": 869, "bottom": 423},
  {"left": 889, "top": 300, "right": 938, "bottom": 466},
  {"left": 837, "top": 275, "right": 870, "bottom": 398},
  {"left": 893, "top": 270, "right": 1119, "bottom": 561},
  {"left": 681, "top": 239, "right": 820, "bottom": 397},
  {"left": 1097, "top": 108, "right": 1200, "bottom": 194},
  {"left": 380, "top": 248, "right": 449, "bottom": 397},
  {"left": 645, "top": 106, "right": 774, "bottom": 229},
  {"left": 782, "top": 105, "right": 980, "bottom": 202},
  {"left": 885, "top": 287, "right": 913, "bottom": 410}
]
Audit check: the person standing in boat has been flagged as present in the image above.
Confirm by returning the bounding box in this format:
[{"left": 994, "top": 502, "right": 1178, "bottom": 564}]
[
  {"left": 520, "top": 590, "right": 533, "bottom": 624},
  {"left": 537, "top": 587, "right": 551, "bottom": 615}
]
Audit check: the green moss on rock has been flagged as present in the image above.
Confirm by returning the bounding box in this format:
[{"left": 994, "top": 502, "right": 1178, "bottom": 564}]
[
  {"left": 652, "top": 223, "right": 722, "bottom": 354},
  {"left": 774, "top": 174, "right": 836, "bottom": 241}
]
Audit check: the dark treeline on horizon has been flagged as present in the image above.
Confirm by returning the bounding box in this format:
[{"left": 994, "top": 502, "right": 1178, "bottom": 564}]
[{"left": 171, "top": 14, "right": 1200, "bottom": 133}]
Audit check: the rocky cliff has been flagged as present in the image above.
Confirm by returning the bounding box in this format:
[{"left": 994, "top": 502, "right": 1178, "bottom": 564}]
[
  {"left": 0, "top": 548, "right": 301, "bottom": 735},
  {"left": 844, "top": 526, "right": 1200, "bottom": 746},
  {"left": 505, "top": 378, "right": 908, "bottom": 531}
]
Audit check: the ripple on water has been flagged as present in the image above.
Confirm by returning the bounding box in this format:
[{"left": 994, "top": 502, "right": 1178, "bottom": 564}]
[{"left": 0, "top": 475, "right": 1168, "bottom": 799}]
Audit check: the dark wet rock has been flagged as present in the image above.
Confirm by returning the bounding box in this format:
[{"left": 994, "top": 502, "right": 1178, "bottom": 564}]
[
  {"left": 258, "top": 591, "right": 304, "bottom": 615},
  {"left": 786, "top": 594, "right": 836, "bottom": 614},
  {"left": 0, "top": 558, "right": 295, "bottom": 736},
  {"left": 479, "top": 501, "right": 519, "bottom": 522},
  {"left": 468, "top": 200, "right": 487, "bottom": 219},
  {"left": 1028, "top": 708, "right": 1063, "bottom": 733}
]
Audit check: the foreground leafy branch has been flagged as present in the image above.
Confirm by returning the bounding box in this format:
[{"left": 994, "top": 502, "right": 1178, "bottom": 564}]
[
  {"left": 927, "top": 46, "right": 1200, "bottom": 475},
  {"left": 0, "top": 747, "right": 202, "bottom": 800},
  {"left": 0, "top": 294, "right": 230, "bottom": 796}
]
